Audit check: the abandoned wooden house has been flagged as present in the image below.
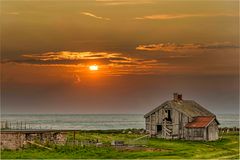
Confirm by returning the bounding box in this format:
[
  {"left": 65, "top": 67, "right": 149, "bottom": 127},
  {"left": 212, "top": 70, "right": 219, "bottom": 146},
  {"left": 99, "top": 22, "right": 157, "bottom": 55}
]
[{"left": 144, "top": 93, "right": 220, "bottom": 141}]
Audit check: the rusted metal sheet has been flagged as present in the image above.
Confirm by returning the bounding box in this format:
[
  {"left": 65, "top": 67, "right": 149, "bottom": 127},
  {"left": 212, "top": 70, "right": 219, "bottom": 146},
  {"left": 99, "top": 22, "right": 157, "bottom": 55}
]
[{"left": 185, "top": 116, "right": 215, "bottom": 128}]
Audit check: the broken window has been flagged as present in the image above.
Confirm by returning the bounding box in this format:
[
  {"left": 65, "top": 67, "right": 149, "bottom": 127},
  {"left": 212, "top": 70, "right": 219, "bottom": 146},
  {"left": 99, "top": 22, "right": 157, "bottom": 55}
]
[{"left": 165, "top": 109, "right": 172, "bottom": 122}]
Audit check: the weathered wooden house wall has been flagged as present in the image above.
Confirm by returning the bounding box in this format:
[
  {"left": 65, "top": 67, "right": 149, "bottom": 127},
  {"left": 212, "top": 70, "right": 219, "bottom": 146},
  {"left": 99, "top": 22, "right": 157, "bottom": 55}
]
[
  {"left": 186, "top": 128, "right": 205, "bottom": 140},
  {"left": 207, "top": 121, "right": 219, "bottom": 141},
  {"left": 144, "top": 93, "right": 219, "bottom": 141},
  {"left": 185, "top": 121, "right": 218, "bottom": 141},
  {"left": 145, "top": 105, "right": 192, "bottom": 139}
]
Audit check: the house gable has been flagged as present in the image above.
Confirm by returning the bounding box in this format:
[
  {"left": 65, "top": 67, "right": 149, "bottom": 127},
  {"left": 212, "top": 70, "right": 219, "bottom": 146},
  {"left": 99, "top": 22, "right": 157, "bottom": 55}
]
[{"left": 144, "top": 100, "right": 215, "bottom": 119}]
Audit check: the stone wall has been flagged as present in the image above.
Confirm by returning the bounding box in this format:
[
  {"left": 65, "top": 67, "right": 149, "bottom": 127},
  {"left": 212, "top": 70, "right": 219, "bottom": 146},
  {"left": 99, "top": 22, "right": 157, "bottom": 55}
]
[
  {"left": 0, "top": 132, "right": 25, "bottom": 150},
  {"left": 0, "top": 131, "right": 67, "bottom": 150}
]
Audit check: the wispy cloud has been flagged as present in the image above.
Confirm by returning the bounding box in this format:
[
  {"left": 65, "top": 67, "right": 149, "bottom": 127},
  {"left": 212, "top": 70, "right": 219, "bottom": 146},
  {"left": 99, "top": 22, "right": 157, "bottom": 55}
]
[
  {"left": 4, "top": 12, "right": 20, "bottom": 15},
  {"left": 96, "top": 0, "right": 153, "bottom": 6},
  {"left": 135, "top": 13, "right": 235, "bottom": 20},
  {"left": 81, "top": 12, "right": 110, "bottom": 20},
  {"left": 136, "top": 43, "right": 199, "bottom": 52},
  {"left": 2, "top": 49, "right": 237, "bottom": 76},
  {"left": 3, "top": 51, "right": 159, "bottom": 67},
  {"left": 2, "top": 51, "right": 165, "bottom": 75},
  {"left": 136, "top": 42, "right": 239, "bottom": 52}
]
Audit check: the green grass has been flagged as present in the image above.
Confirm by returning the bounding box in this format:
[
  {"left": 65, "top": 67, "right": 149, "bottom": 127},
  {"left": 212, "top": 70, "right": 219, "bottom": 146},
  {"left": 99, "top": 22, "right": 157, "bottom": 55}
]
[{"left": 1, "top": 131, "right": 239, "bottom": 159}]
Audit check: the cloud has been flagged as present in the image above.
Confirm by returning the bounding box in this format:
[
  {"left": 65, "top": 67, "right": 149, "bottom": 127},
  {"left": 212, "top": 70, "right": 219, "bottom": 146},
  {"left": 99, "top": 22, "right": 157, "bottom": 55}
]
[
  {"left": 2, "top": 49, "right": 237, "bottom": 76},
  {"left": 136, "top": 42, "right": 239, "bottom": 52},
  {"left": 81, "top": 12, "right": 110, "bottom": 20},
  {"left": 2, "top": 51, "right": 167, "bottom": 75},
  {"left": 136, "top": 43, "right": 200, "bottom": 52},
  {"left": 135, "top": 13, "right": 235, "bottom": 20},
  {"left": 96, "top": 0, "right": 153, "bottom": 5},
  {"left": 4, "top": 12, "right": 20, "bottom": 15},
  {"left": 3, "top": 51, "right": 159, "bottom": 67}
]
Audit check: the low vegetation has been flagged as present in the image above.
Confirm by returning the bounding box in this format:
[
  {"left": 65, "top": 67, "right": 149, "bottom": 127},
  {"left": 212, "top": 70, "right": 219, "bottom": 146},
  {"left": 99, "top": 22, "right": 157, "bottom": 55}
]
[{"left": 1, "top": 130, "right": 239, "bottom": 159}]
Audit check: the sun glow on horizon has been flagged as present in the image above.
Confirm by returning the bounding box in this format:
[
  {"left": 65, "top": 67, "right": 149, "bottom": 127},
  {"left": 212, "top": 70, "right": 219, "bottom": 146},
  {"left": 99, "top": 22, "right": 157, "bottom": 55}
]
[{"left": 89, "top": 64, "right": 99, "bottom": 71}]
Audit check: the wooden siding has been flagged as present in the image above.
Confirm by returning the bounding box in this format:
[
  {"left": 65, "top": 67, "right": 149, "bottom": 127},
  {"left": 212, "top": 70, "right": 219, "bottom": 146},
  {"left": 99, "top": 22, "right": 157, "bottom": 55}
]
[
  {"left": 145, "top": 102, "right": 218, "bottom": 141},
  {"left": 207, "top": 120, "right": 219, "bottom": 141},
  {"left": 187, "top": 128, "right": 205, "bottom": 140}
]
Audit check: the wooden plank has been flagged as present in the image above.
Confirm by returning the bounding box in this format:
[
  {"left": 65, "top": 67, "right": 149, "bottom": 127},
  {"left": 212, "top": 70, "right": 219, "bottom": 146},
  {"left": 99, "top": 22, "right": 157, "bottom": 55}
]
[{"left": 27, "top": 140, "right": 53, "bottom": 150}]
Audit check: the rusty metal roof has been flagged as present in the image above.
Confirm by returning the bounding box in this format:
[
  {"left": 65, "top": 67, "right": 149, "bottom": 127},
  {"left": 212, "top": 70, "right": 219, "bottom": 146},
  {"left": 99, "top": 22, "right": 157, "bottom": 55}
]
[{"left": 185, "top": 116, "right": 216, "bottom": 128}]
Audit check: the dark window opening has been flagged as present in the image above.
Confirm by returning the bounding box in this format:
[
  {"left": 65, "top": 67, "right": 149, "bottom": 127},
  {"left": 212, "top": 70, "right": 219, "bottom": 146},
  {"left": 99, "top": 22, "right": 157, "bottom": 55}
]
[
  {"left": 165, "top": 110, "right": 172, "bottom": 122},
  {"left": 157, "top": 125, "right": 162, "bottom": 133}
]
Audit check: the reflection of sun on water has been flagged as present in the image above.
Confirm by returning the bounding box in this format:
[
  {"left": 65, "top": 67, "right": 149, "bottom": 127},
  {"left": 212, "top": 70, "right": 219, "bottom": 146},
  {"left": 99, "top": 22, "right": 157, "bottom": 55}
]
[{"left": 89, "top": 65, "right": 98, "bottom": 71}]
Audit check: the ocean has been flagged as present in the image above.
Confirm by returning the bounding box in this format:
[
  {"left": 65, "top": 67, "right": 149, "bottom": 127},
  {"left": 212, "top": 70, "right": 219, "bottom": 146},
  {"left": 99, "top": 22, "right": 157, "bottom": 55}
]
[{"left": 1, "top": 114, "right": 239, "bottom": 130}]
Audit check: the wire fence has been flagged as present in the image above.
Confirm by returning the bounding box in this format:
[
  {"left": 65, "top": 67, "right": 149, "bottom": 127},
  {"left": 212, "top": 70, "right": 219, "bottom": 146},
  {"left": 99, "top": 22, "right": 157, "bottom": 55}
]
[{"left": 0, "top": 121, "right": 52, "bottom": 130}]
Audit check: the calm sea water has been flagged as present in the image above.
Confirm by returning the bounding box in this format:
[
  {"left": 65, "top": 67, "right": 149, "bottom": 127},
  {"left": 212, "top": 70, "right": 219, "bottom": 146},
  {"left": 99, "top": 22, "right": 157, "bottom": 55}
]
[{"left": 1, "top": 114, "right": 239, "bottom": 130}]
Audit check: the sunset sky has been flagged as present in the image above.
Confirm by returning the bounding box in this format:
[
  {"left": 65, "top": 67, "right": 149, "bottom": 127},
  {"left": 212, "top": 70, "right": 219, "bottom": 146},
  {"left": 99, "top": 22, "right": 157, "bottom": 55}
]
[{"left": 1, "top": 0, "right": 239, "bottom": 114}]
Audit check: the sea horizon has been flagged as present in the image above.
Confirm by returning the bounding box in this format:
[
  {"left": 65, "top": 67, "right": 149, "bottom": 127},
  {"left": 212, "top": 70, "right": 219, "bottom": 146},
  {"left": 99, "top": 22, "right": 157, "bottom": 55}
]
[{"left": 1, "top": 113, "right": 239, "bottom": 130}]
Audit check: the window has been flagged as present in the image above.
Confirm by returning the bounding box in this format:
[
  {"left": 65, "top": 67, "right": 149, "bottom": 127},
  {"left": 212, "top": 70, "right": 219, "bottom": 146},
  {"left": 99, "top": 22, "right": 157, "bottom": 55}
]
[
  {"left": 193, "top": 129, "right": 204, "bottom": 137},
  {"left": 165, "top": 110, "right": 172, "bottom": 122}
]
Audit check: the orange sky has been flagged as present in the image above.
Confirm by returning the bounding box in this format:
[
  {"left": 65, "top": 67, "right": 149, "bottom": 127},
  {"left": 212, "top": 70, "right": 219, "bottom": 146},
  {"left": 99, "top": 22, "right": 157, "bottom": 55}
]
[{"left": 1, "top": 0, "right": 239, "bottom": 114}]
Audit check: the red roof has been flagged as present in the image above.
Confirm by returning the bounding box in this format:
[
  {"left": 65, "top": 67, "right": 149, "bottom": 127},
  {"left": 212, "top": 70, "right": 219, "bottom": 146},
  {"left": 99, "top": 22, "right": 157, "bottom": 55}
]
[{"left": 185, "top": 116, "right": 215, "bottom": 128}]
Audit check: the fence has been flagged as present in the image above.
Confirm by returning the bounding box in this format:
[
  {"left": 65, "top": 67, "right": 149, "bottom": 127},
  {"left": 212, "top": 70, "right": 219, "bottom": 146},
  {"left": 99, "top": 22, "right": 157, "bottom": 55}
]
[{"left": 0, "top": 121, "right": 50, "bottom": 130}]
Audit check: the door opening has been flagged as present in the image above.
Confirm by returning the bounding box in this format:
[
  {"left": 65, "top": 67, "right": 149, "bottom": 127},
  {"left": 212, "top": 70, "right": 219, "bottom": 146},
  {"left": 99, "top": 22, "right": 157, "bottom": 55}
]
[{"left": 157, "top": 125, "right": 162, "bottom": 133}]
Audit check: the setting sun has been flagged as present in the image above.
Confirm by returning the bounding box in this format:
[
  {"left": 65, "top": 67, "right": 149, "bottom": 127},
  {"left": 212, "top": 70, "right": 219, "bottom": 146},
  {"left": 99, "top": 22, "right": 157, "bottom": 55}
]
[{"left": 89, "top": 64, "right": 99, "bottom": 71}]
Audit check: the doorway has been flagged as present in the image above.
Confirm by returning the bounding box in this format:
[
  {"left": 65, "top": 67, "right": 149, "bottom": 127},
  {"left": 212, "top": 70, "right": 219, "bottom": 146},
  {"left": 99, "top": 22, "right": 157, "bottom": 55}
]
[{"left": 157, "top": 125, "right": 162, "bottom": 133}]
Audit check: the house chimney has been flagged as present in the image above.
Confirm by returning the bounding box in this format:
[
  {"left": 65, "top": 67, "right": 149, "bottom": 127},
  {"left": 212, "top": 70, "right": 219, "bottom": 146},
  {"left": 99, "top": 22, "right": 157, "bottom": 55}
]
[
  {"left": 173, "top": 93, "right": 178, "bottom": 101},
  {"left": 173, "top": 93, "right": 182, "bottom": 101},
  {"left": 178, "top": 94, "right": 182, "bottom": 100}
]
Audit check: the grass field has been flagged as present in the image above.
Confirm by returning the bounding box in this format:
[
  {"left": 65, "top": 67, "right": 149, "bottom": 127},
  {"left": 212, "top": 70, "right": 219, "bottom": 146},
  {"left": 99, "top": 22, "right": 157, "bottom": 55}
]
[{"left": 1, "top": 131, "right": 239, "bottom": 159}]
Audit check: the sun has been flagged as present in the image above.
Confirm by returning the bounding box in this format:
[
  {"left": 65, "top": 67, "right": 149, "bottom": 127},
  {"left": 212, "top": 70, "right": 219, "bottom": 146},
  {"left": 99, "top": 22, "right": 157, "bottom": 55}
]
[{"left": 89, "top": 64, "right": 99, "bottom": 71}]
